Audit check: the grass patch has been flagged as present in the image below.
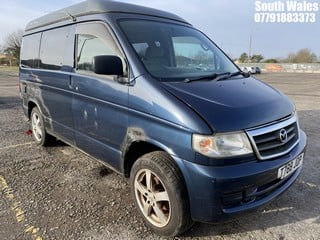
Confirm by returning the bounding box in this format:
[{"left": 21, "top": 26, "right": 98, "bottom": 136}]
[{"left": 0, "top": 66, "right": 19, "bottom": 72}]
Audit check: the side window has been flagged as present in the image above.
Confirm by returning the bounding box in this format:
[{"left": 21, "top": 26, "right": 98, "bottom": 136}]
[
  {"left": 20, "top": 33, "right": 41, "bottom": 68},
  {"left": 39, "top": 26, "right": 74, "bottom": 70},
  {"left": 76, "top": 22, "right": 127, "bottom": 77},
  {"left": 77, "top": 34, "right": 114, "bottom": 71}
]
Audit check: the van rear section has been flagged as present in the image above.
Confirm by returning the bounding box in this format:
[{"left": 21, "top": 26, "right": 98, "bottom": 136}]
[{"left": 20, "top": 0, "right": 307, "bottom": 237}]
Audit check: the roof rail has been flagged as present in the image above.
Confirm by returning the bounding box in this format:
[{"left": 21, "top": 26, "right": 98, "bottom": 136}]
[{"left": 25, "top": 0, "right": 188, "bottom": 31}]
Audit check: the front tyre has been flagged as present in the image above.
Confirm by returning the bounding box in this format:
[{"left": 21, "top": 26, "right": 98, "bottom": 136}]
[{"left": 130, "top": 151, "right": 193, "bottom": 237}]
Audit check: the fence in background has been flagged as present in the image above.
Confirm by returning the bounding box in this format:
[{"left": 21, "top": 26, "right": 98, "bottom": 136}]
[{"left": 238, "top": 63, "right": 320, "bottom": 73}]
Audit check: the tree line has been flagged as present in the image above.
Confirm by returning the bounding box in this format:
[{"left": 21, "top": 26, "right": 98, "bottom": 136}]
[
  {"left": 238, "top": 48, "right": 318, "bottom": 64},
  {"left": 0, "top": 30, "right": 23, "bottom": 66}
]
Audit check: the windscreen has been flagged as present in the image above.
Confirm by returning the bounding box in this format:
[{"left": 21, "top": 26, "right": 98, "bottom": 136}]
[{"left": 119, "top": 20, "right": 238, "bottom": 82}]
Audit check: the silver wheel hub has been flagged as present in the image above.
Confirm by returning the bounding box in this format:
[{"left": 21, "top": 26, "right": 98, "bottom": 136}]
[
  {"left": 134, "top": 169, "right": 171, "bottom": 228},
  {"left": 31, "top": 112, "right": 42, "bottom": 142}
]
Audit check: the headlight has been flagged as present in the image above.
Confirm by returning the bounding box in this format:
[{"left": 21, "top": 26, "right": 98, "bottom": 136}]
[{"left": 192, "top": 131, "right": 253, "bottom": 158}]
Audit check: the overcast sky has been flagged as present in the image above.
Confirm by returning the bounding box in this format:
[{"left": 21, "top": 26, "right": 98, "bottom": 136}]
[{"left": 0, "top": 0, "right": 319, "bottom": 59}]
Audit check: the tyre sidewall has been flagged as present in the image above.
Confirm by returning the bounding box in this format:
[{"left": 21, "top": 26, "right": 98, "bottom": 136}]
[
  {"left": 130, "top": 152, "right": 187, "bottom": 236},
  {"left": 30, "top": 107, "right": 46, "bottom": 146}
]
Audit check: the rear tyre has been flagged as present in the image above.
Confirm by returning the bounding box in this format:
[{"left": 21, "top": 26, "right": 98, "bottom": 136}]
[
  {"left": 30, "top": 107, "right": 53, "bottom": 146},
  {"left": 130, "top": 151, "right": 193, "bottom": 237}
]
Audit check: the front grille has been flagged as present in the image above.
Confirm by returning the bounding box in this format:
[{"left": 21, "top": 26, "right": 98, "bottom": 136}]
[{"left": 247, "top": 115, "right": 300, "bottom": 160}]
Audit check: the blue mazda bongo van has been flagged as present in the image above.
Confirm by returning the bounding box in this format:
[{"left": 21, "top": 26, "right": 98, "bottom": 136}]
[{"left": 20, "top": 0, "right": 307, "bottom": 236}]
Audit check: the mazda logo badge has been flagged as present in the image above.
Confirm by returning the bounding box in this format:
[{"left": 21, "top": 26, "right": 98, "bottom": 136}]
[{"left": 279, "top": 129, "right": 288, "bottom": 143}]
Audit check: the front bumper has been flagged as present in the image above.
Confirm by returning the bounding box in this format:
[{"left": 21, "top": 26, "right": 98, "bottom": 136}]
[{"left": 174, "top": 130, "right": 307, "bottom": 223}]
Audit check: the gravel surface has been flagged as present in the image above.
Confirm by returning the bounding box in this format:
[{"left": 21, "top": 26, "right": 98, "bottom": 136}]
[{"left": 0, "top": 71, "right": 319, "bottom": 240}]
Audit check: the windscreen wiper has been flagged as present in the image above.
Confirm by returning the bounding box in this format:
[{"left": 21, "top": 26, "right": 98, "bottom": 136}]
[
  {"left": 215, "top": 71, "right": 250, "bottom": 81},
  {"left": 184, "top": 71, "right": 249, "bottom": 83},
  {"left": 184, "top": 73, "right": 218, "bottom": 83}
]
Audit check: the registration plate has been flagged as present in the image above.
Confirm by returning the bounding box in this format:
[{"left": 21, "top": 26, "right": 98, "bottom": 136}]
[{"left": 277, "top": 153, "right": 304, "bottom": 179}]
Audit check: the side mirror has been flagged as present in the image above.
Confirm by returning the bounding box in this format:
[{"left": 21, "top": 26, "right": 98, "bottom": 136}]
[{"left": 93, "top": 55, "right": 123, "bottom": 76}]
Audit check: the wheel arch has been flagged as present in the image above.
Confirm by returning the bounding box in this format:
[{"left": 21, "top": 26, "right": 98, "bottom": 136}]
[
  {"left": 123, "top": 136, "right": 187, "bottom": 176},
  {"left": 27, "top": 100, "right": 40, "bottom": 119},
  {"left": 123, "top": 140, "right": 165, "bottom": 178},
  {"left": 122, "top": 138, "right": 192, "bottom": 210}
]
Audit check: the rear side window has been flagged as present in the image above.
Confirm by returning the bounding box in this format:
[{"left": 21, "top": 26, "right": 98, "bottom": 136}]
[
  {"left": 20, "top": 33, "right": 41, "bottom": 68},
  {"left": 39, "top": 26, "right": 74, "bottom": 70}
]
